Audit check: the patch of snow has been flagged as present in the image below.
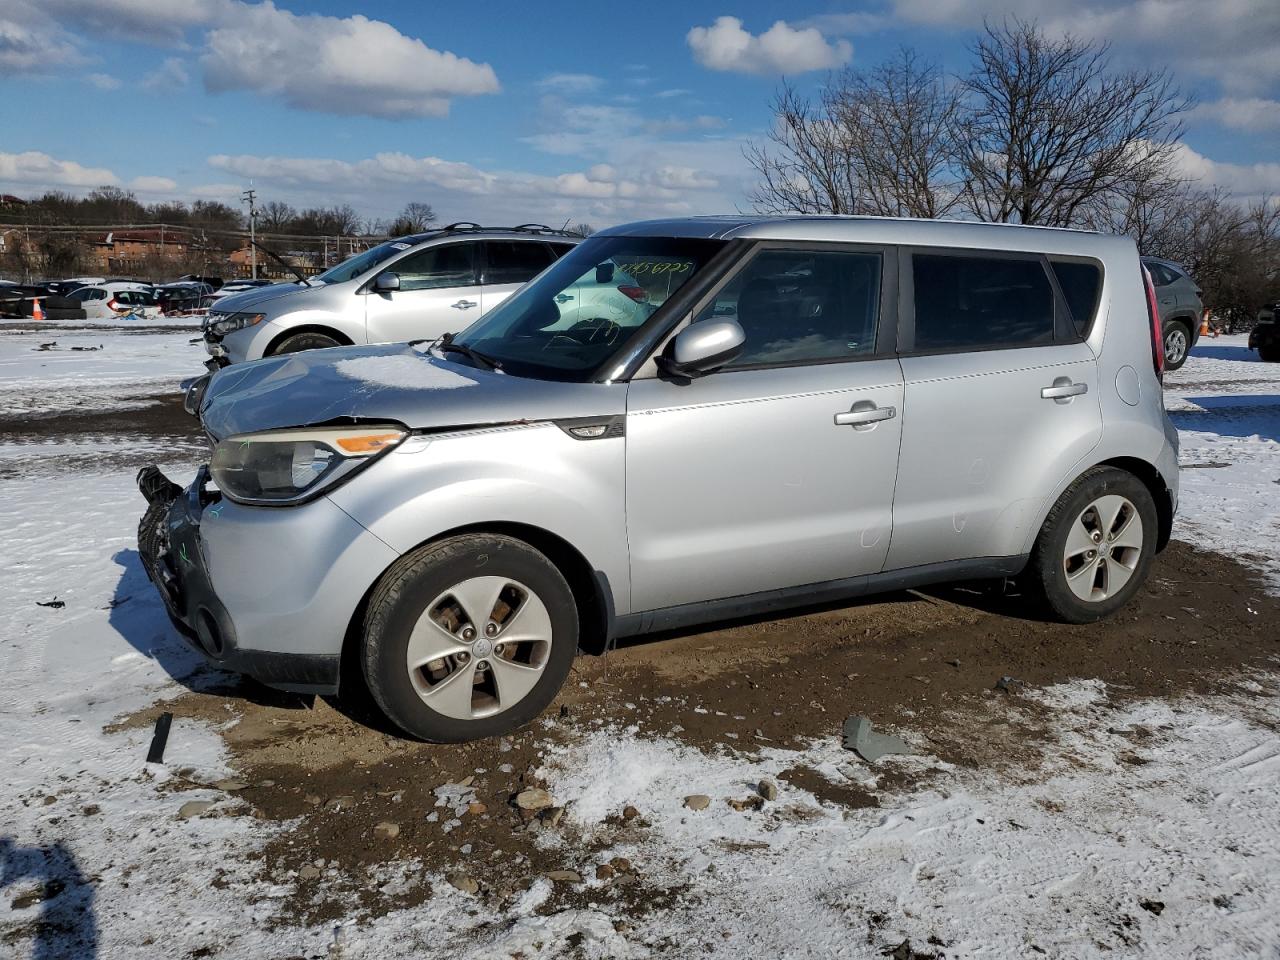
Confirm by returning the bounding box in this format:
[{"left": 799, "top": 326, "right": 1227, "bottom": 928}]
[{"left": 334, "top": 355, "right": 477, "bottom": 391}]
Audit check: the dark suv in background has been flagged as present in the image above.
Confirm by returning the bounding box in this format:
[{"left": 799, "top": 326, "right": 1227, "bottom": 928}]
[{"left": 1142, "top": 256, "right": 1203, "bottom": 370}]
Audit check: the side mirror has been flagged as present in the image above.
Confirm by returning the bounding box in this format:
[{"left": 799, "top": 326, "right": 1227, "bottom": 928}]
[
  {"left": 373, "top": 272, "right": 400, "bottom": 293},
  {"left": 659, "top": 319, "right": 745, "bottom": 379},
  {"left": 595, "top": 263, "right": 615, "bottom": 284}
]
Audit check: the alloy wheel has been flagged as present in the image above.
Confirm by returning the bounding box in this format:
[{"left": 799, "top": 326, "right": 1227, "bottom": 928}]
[
  {"left": 405, "top": 576, "right": 553, "bottom": 720},
  {"left": 1062, "top": 494, "right": 1144, "bottom": 602},
  {"left": 1164, "top": 327, "right": 1188, "bottom": 366}
]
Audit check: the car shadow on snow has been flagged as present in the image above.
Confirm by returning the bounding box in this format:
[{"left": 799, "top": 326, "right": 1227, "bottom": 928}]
[
  {"left": 107, "top": 549, "right": 313, "bottom": 710},
  {"left": 1169, "top": 394, "right": 1280, "bottom": 443},
  {"left": 1189, "top": 343, "right": 1260, "bottom": 363},
  {"left": 0, "top": 837, "right": 96, "bottom": 959}
]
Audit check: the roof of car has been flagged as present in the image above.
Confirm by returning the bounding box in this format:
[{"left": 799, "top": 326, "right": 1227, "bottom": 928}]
[
  {"left": 596, "top": 215, "right": 1134, "bottom": 257},
  {"left": 395, "top": 223, "right": 583, "bottom": 245}
]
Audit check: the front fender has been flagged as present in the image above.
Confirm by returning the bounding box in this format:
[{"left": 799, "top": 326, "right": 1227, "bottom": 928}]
[{"left": 325, "top": 421, "right": 631, "bottom": 614}]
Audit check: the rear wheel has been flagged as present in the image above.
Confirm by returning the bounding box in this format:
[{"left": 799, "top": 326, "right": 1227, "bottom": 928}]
[
  {"left": 362, "top": 534, "right": 578, "bottom": 741},
  {"left": 1259, "top": 343, "right": 1280, "bottom": 363},
  {"left": 1026, "top": 467, "right": 1157, "bottom": 623},
  {"left": 270, "top": 331, "right": 342, "bottom": 355},
  {"left": 1162, "top": 321, "right": 1191, "bottom": 370}
]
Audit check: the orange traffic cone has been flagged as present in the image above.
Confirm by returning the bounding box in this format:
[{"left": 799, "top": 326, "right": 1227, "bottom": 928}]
[
  {"left": 1199, "top": 311, "right": 1210, "bottom": 337},
  {"left": 32, "top": 296, "right": 44, "bottom": 321}
]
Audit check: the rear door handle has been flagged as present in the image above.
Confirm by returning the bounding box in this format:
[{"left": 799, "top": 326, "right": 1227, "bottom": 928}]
[
  {"left": 834, "top": 402, "right": 896, "bottom": 427},
  {"left": 1041, "top": 379, "right": 1088, "bottom": 401},
  {"left": 452, "top": 299, "right": 477, "bottom": 310}
]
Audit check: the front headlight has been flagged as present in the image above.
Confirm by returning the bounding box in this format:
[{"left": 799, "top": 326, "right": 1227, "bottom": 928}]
[
  {"left": 208, "top": 312, "right": 265, "bottom": 336},
  {"left": 209, "top": 426, "right": 407, "bottom": 505}
]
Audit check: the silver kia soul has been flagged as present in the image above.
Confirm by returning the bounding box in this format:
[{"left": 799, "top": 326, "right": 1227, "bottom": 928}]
[{"left": 139, "top": 216, "right": 1180, "bottom": 742}]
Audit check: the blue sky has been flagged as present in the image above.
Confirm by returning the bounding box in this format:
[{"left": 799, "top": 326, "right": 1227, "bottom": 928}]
[{"left": 4, "top": 0, "right": 1278, "bottom": 228}]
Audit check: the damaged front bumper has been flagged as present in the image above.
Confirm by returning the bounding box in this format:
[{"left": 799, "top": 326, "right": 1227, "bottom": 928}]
[{"left": 136, "top": 465, "right": 341, "bottom": 694}]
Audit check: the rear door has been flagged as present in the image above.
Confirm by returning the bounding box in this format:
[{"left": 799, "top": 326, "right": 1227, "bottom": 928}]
[
  {"left": 365, "top": 241, "right": 482, "bottom": 343},
  {"left": 626, "top": 243, "right": 903, "bottom": 611},
  {"left": 479, "top": 240, "right": 556, "bottom": 313},
  {"left": 887, "top": 250, "right": 1102, "bottom": 570}
]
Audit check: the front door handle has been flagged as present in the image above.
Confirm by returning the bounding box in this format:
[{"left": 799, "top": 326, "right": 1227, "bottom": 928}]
[
  {"left": 555, "top": 293, "right": 574, "bottom": 303},
  {"left": 452, "top": 299, "right": 477, "bottom": 310},
  {"left": 834, "top": 401, "right": 896, "bottom": 428},
  {"left": 1041, "top": 378, "right": 1088, "bottom": 402}
]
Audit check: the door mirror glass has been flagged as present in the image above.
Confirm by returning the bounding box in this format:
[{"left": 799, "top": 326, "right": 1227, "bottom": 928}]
[
  {"left": 373, "top": 271, "right": 400, "bottom": 293},
  {"left": 595, "top": 262, "right": 615, "bottom": 284},
  {"left": 661, "top": 319, "right": 745, "bottom": 378}
]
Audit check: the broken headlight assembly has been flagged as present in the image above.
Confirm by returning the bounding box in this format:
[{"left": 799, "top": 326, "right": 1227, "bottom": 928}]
[
  {"left": 207, "top": 312, "right": 265, "bottom": 336},
  {"left": 209, "top": 426, "right": 407, "bottom": 505}
]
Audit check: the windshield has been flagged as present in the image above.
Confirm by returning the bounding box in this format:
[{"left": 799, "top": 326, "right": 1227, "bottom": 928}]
[
  {"left": 314, "top": 240, "right": 415, "bottom": 285},
  {"left": 452, "top": 236, "right": 725, "bottom": 380}
]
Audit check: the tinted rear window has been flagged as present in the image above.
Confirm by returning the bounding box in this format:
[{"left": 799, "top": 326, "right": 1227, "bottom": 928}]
[
  {"left": 1051, "top": 260, "right": 1102, "bottom": 337},
  {"left": 912, "top": 254, "right": 1054, "bottom": 352},
  {"left": 484, "top": 241, "right": 553, "bottom": 285}
]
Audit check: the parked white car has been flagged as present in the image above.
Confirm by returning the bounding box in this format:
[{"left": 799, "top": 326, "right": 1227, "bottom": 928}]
[{"left": 66, "top": 283, "right": 162, "bottom": 319}]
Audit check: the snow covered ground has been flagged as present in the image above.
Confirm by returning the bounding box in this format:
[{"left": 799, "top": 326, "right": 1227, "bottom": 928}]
[
  {"left": 0, "top": 329, "right": 204, "bottom": 417},
  {"left": 0, "top": 331, "right": 1277, "bottom": 958}
]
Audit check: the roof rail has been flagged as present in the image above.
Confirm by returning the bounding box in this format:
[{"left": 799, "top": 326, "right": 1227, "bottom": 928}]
[{"left": 430, "top": 222, "right": 579, "bottom": 238}]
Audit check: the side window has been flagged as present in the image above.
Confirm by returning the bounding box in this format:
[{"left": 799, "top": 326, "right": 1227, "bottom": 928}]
[
  {"left": 483, "top": 241, "right": 553, "bottom": 285},
  {"left": 1146, "top": 262, "right": 1175, "bottom": 287},
  {"left": 693, "top": 248, "right": 882, "bottom": 367},
  {"left": 1050, "top": 259, "right": 1103, "bottom": 338},
  {"left": 389, "top": 243, "right": 478, "bottom": 291},
  {"left": 549, "top": 243, "right": 577, "bottom": 259},
  {"left": 911, "top": 254, "right": 1054, "bottom": 352}
]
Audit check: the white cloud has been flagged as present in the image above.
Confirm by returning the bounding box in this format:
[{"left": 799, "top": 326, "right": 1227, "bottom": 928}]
[
  {"left": 796, "top": 11, "right": 890, "bottom": 35},
  {"left": 130, "top": 175, "right": 179, "bottom": 193},
  {"left": 205, "top": 149, "right": 726, "bottom": 223},
  {"left": 43, "top": 0, "right": 222, "bottom": 43},
  {"left": 537, "top": 73, "right": 604, "bottom": 94},
  {"left": 687, "top": 16, "right": 852, "bottom": 75},
  {"left": 1170, "top": 142, "right": 1280, "bottom": 199},
  {"left": 87, "top": 73, "right": 121, "bottom": 90},
  {"left": 201, "top": 3, "right": 499, "bottom": 118},
  {"left": 142, "top": 57, "right": 190, "bottom": 92},
  {"left": 0, "top": 6, "right": 81, "bottom": 72},
  {"left": 0, "top": 151, "right": 117, "bottom": 189},
  {"left": 889, "top": 0, "right": 1280, "bottom": 93},
  {"left": 1190, "top": 97, "right": 1280, "bottom": 132}
]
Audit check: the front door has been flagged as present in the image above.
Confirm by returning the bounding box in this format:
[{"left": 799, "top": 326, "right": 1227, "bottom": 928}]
[
  {"left": 365, "top": 241, "right": 482, "bottom": 343},
  {"left": 886, "top": 250, "right": 1103, "bottom": 570},
  {"left": 479, "top": 240, "right": 556, "bottom": 314},
  {"left": 626, "top": 245, "right": 903, "bottom": 612}
]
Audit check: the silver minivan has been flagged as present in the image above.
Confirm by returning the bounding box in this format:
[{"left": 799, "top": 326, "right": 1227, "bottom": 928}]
[
  {"left": 202, "top": 224, "right": 580, "bottom": 367},
  {"left": 140, "top": 216, "right": 1179, "bottom": 742}
]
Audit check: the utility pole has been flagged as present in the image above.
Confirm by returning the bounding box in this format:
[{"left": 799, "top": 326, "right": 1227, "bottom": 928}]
[{"left": 241, "top": 185, "right": 257, "bottom": 280}]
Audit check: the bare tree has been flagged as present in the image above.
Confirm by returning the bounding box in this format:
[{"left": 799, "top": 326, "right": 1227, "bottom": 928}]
[
  {"left": 745, "top": 83, "right": 860, "bottom": 215},
  {"left": 570, "top": 222, "right": 595, "bottom": 237},
  {"left": 387, "top": 202, "right": 437, "bottom": 235},
  {"left": 259, "top": 200, "right": 297, "bottom": 233},
  {"left": 956, "top": 20, "right": 1190, "bottom": 226},
  {"left": 831, "top": 48, "right": 963, "bottom": 218}
]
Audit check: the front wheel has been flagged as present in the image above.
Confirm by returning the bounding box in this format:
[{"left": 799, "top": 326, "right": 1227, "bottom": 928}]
[
  {"left": 1162, "top": 321, "right": 1191, "bottom": 370},
  {"left": 1025, "top": 467, "right": 1158, "bottom": 623},
  {"left": 362, "top": 534, "right": 578, "bottom": 742}
]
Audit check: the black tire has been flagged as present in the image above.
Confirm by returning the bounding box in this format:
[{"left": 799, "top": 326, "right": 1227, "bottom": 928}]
[
  {"left": 1162, "top": 320, "right": 1192, "bottom": 370},
  {"left": 270, "top": 331, "right": 342, "bottom": 355},
  {"left": 1025, "top": 466, "right": 1158, "bottom": 624},
  {"left": 1259, "top": 343, "right": 1280, "bottom": 363},
  {"left": 362, "top": 534, "right": 578, "bottom": 742}
]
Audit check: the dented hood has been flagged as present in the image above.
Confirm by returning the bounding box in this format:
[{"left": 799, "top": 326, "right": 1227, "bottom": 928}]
[{"left": 199, "top": 343, "right": 626, "bottom": 439}]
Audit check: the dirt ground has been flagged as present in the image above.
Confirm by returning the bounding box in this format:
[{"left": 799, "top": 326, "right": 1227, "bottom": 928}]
[
  {"left": 22, "top": 377, "right": 1278, "bottom": 944},
  {"left": 117, "top": 532, "right": 1280, "bottom": 934}
]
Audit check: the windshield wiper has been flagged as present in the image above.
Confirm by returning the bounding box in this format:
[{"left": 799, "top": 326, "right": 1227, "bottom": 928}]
[
  {"left": 435, "top": 332, "right": 500, "bottom": 371},
  {"left": 250, "top": 239, "right": 314, "bottom": 287}
]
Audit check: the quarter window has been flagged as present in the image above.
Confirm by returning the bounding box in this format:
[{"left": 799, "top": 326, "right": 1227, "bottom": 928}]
[
  {"left": 389, "top": 243, "right": 478, "bottom": 291},
  {"left": 911, "top": 254, "right": 1054, "bottom": 352},
  {"left": 483, "top": 241, "right": 553, "bottom": 285},
  {"left": 1050, "top": 260, "right": 1103, "bottom": 338},
  {"left": 694, "top": 248, "right": 882, "bottom": 367}
]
